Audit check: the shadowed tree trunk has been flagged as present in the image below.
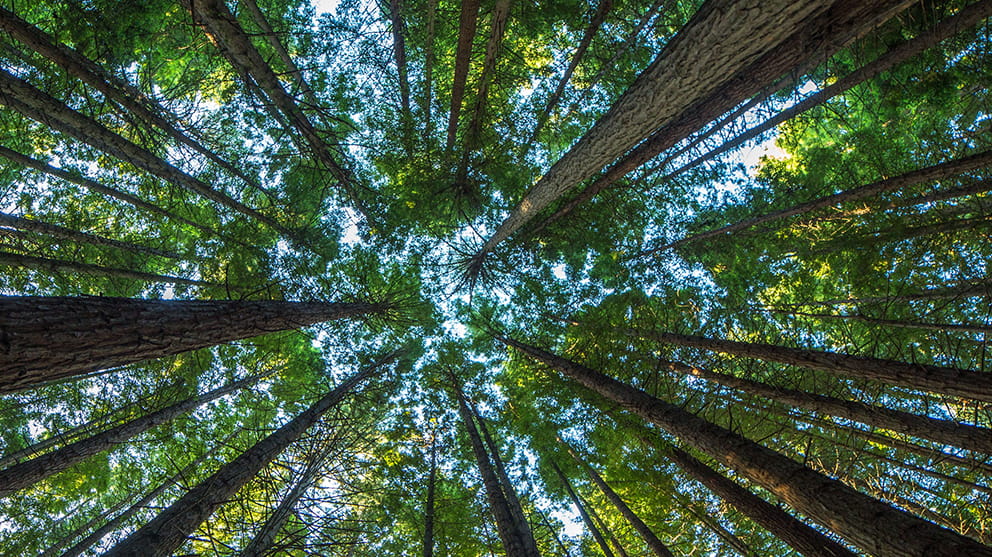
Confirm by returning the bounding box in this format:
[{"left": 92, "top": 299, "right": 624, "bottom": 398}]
[
  {"left": 668, "top": 489, "right": 753, "bottom": 556},
  {"left": 38, "top": 495, "right": 135, "bottom": 557},
  {"left": 0, "top": 296, "right": 387, "bottom": 392},
  {"left": 0, "top": 212, "right": 185, "bottom": 260},
  {"left": 386, "top": 0, "right": 412, "bottom": 146},
  {"left": 794, "top": 278, "right": 992, "bottom": 307},
  {"left": 445, "top": 0, "right": 481, "bottom": 152},
  {"left": 764, "top": 306, "right": 992, "bottom": 336},
  {"left": 422, "top": 0, "right": 437, "bottom": 141},
  {"left": 661, "top": 359, "right": 992, "bottom": 454},
  {"left": 0, "top": 371, "right": 269, "bottom": 497},
  {"left": 423, "top": 437, "right": 437, "bottom": 557},
  {"left": 103, "top": 354, "right": 393, "bottom": 557},
  {"left": 497, "top": 335, "right": 992, "bottom": 556},
  {"left": 0, "top": 251, "right": 212, "bottom": 287},
  {"left": 550, "top": 459, "right": 615, "bottom": 557}
]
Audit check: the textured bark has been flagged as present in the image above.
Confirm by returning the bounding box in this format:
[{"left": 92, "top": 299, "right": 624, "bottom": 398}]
[
  {"left": 662, "top": 359, "right": 992, "bottom": 454},
  {"left": 0, "top": 68, "right": 286, "bottom": 234},
  {"left": 533, "top": 0, "right": 913, "bottom": 239},
  {"left": 423, "top": 439, "right": 437, "bottom": 557},
  {"left": 665, "top": 447, "right": 857, "bottom": 557},
  {"left": 0, "top": 251, "right": 211, "bottom": 287},
  {"left": 550, "top": 459, "right": 615, "bottom": 557},
  {"left": 646, "top": 148, "right": 992, "bottom": 256},
  {"left": 663, "top": 0, "right": 992, "bottom": 186},
  {"left": 499, "top": 335, "right": 992, "bottom": 556},
  {"left": 0, "top": 296, "right": 385, "bottom": 392},
  {"left": 0, "top": 212, "right": 184, "bottom": 260},
  {"left": 0, "top": 6, "right": 265, "bottom": 196},
  {"left": 455, "top": 387, "right": 536, "bottom": 556},
  {"left": 0, "top": 145, "right": 227, "bottom": 241},
  {"left": 525, "top": 0, "right": 612, "bottom": 153},
  {"left": 422, "top": 0, "right": 437, "bottom": 140},
  {"left": 103, "top": 356, "right": 389, "bottom": 557},
  {"left": 0, "top": 372, "right": 265, "bottom": 497},
  {"left": 478, "top": 0, "right": 906, "bottom": 257},
  {"left": 386, "top": 0, "right": 412, "bottom": 138},
  {"left": 445, "top": 0, "right": 481, "bottom": 152},
  {"left": 57, "top": 438, "right": 228, "bottom": 557},
  {"left": 568, "top": 447, "right": 673, "bottom": 557},
  {"left": 622, "top": 326, "right": 992, "bottom": 402}
]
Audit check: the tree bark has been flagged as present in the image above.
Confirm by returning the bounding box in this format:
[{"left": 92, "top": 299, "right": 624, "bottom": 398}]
[
  {"left": 422, "top": 0, "right": 437, "bottom": 142},
  {"left": 550, "top": 459, "right": 615, "bottom": 557},
  {"left": 0, "top": 371, "right": 267, "bottom": 497},
  {"left": 0, "top": 296, "right": 386, "bottom": 392},
  {"left": 567, "top": 446, "right": 674, "bottom": 557},
  {"left": 423, "top": 438, "right": 437, "bottom": 557},
  {"left": 103, "top": 354, "right": 391, "bottom": 557},
  {"left": 498, "top": 335, "right": 992, "bottom": 556},
  {"left": 661, "top": 359, "right": 992, "bottom": 454},
  {"left": 386, "top": 0, "right": 412, "bottom": 148},
  {"left": 620, "top": 326, "right": 992, "bottom": 403},
  {"left": 664, "top": 446, "right": 857, "bottom": 557},
  {"left": 445, "top": 0, "right": 481, "bottom": 152},
  {"left": 765, "top": 307, "right": 992, "bottom": 336},
  {"left": 0, "top": 251, "right": 211, "bottom": 287},
  {"left": 0, "top": 68, "right": 287, "bottom": 235},
  {"left": 0, "top": 211, "right": 185, "bottom": 260}
]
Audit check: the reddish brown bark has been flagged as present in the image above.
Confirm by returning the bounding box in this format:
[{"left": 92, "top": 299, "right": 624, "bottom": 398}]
[
  {"left": 445, "top": 0, "right": 481, "bottom": 152},
  {"left": 0, "top": 251, "right": 211, "bottom": 287},
  {"left": 0, "top": 212, "right": 184, "bottom": 260}
]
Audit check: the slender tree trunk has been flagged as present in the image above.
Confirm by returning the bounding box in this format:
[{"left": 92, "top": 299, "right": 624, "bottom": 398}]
[
  {"left": 668, "top": 489, "right": 753, "bottom": 556},
  {"left": 103, "top": 355, "right": 392, "bottom": 557},
  {"left": 524, "top": 0, "right": 612, "bottom": 154},
  {"left": 661, "top": 359, "right": 992, "bottom": 454},
  {"left": 0, "top": 6, "right": 267, "bottom": 197},
  {"left": 578, "top": 0, "right": 663, "bottom": 100},
  {"left": 0, "top": 68, "right": 287, "bottom": 235},
  {"left": 56, "top": 436, "right": 230, "bottom": 557},
  {"left": 765, "top": 307, "right": 992, "bottom": 336},
  {"left": 37, "top": 495, "right": 133, "bottom": 557},
  {"left": 641, "top": 149, "right": 992, "bottom": 256},
  {"left": 0, "top": 371, "right": 267, "bottom": 497},
  {"left": 240, "top": 0, "right": 315, "bottom": 106},
  {"left": 0, "top": 212, "right": 185, "bottom": 260},
  {"left": 617, "top": 326, "right": 992, "bottom": 402},
  {"left": 423, "top": 438, "right": 437, "bottom": 557},
  {"left": 0, "top": 251, "right": 211, "bottom": 287},
  {"left": 662, "top": 446, "right": 857, "bottom": 557},
  {"left": 796, "top": 278, "right": 992, "bottom": 307},
  {"left": 567, "top": 446, "right": 674, "bottom": 557},
  {"left": 497, "top": 335, "right": 992, "bottom": 556},
  {"left": 474, "top": 406, "right": 541, "bottom": 556},
  {"left": 386, "top": 0, "right": 412, "bottom": 149},
  {"left": 811, "top": 214, "right": 992, "bottom": 255},
  {"left": 422, "top": 0, "right": 437, "bottom": 141},
  {"left": 550, "top": 459, "right": 615, "bottom": 557},
  {"left": 445, "top": 0, "right": 481, "bottom": 152},
  {"left": 0, "top": 296, "right": 386, "bottom": 392},
  {"left": 455, "top": 386, "right": 536, "bottom": 556},
  {"left": 474, "top": 0, "right": 908, "bottom": 261},
  {"left": 661, "top": 0, "right": 992, "bottom": 186}
]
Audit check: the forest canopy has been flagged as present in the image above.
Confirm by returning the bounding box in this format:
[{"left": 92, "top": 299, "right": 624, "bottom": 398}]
[{"left": 1, "top": 0, "right": 991, "bottom": 555}]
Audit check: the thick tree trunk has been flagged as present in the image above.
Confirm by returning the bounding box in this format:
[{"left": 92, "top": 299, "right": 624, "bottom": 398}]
[
  {"left": 620, "top": 326, "right": 992, "bottom": 402},
  {"left": 445, "top": 0, "right": 481, "bottom": 152},
  {"left": 423, "top": 439, "right": 437, "bottom": 557},
  {"left": 0, "top": 371, "right": 266, "bottom": 497},
  {"left": 476, "top": 0, "right": 908, "bottom": 258},
  {"left": 568, "top": 447, "right": 674, "bottom": 557},
  {"left": 0, "top": 6, "right": 267, "bottom": 197},
  {"left": 103, "top": 355, "right": 390, "bottom": 557},
  {"left": 550, "top": 459, "right": 615, "bottom": 557},
  {"left": 642, "top": 149, "right": 992, "bottom": 256},
  {"left": 455, "top": 386, "right": 536, "bottom": 556},
  {"left": 498, "top": 335, "right": 992, "bottom": 556},
  {"left": 664, "top": 446, "right": 857, "bottom": 557},
  {"left": 0, "top": 68, "right": 287, "bottom": 234},
  {"left": 662, "top": 359, "right": 992, "bottom": 454},
  {"left": 0, "top": 251, "right": 211, "bottom": 287},
  {"left": 524, "top": 0, "right": 612, "bottom": 153},
  {"left": 56, "top": 437, "right": 229, "bottom": 557},
  {"left": 0, "top": 296, "right": 386, "bottom": 392},
  {"left": 0, "top": 212, "right": 184, "bottom": 260}
]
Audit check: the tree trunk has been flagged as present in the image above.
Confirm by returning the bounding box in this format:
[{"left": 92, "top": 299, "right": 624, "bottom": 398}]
[
  {"left": 0, "top": 6, "right": 268, "bottom": 197},
  {"left": 423, "top": 438, "right": 437, "bottom": 557},
  {"left": 475, "top": 0, "right": 908, "bottom": 259},
  {"left": 0, "top": 296, "right": 386, "bottom": 392},
  {"left": 240, "top": 0, "right": 315, "bottom": 107},
  {"left": 422, "top": 0, "right": 437, "bottom": 142},
  {"left": 0, "top": 370, "right": 266, "bottom": 497},
  {"left": 567, "top": 446, "right": 674, "bottom": 557},
  {"left": 386, "top": 0, "right": 412, "bottom": 148},
  {"left": 663, "top": 446, "right": 857, "bottom": 557},
  {"left": 38, "top": 495, "right": 134, "bottom": 557},
  {"left": 103, "top": 354, "right": 391, "bottom": 557},
  {"left": 550, "top": 459, "right": 615, "bottom": 557},
  {"left": 620, "top": 326, "right": 992, "bottom": 403},
  {"left": 524, "top": 0, "right": 612, "bottom": 154},
  {"left": 642, "top": 149, "right": 992, "bottom": 256},
  {"left": 579, "top": 0, "right": 663, "bottom": 99},
  {"left": 765, "top": 307, "right": 992, "bottom": 336},
  {"left": 0, "top": 251, "right": 211, "bottom": 287},
  {"left": 662, "top": 0, "right": 992, "bottom": 186},
  {"left": 445, "top": 0, "right": 481, "bottom": 152},
  {"left": 668, "top": 489, "right": 753, "bottom": 556},
  {"left": 796, "top": 278, "right": 992, "bottom": 307},
  {"left": 0, "top": 211, "right": 185, "bottom": 260},
  {"left": 455, "top": 385, "right": 536, "bottom": 556},
  {"left": 662, "top": 359, "right": 992, "bottom": 454},
  {"left": 498, "top": 335, "right": 992, "bottom": 556},
  {"left": 0, "top": 68, "right": 287, "bottom": 235}
]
